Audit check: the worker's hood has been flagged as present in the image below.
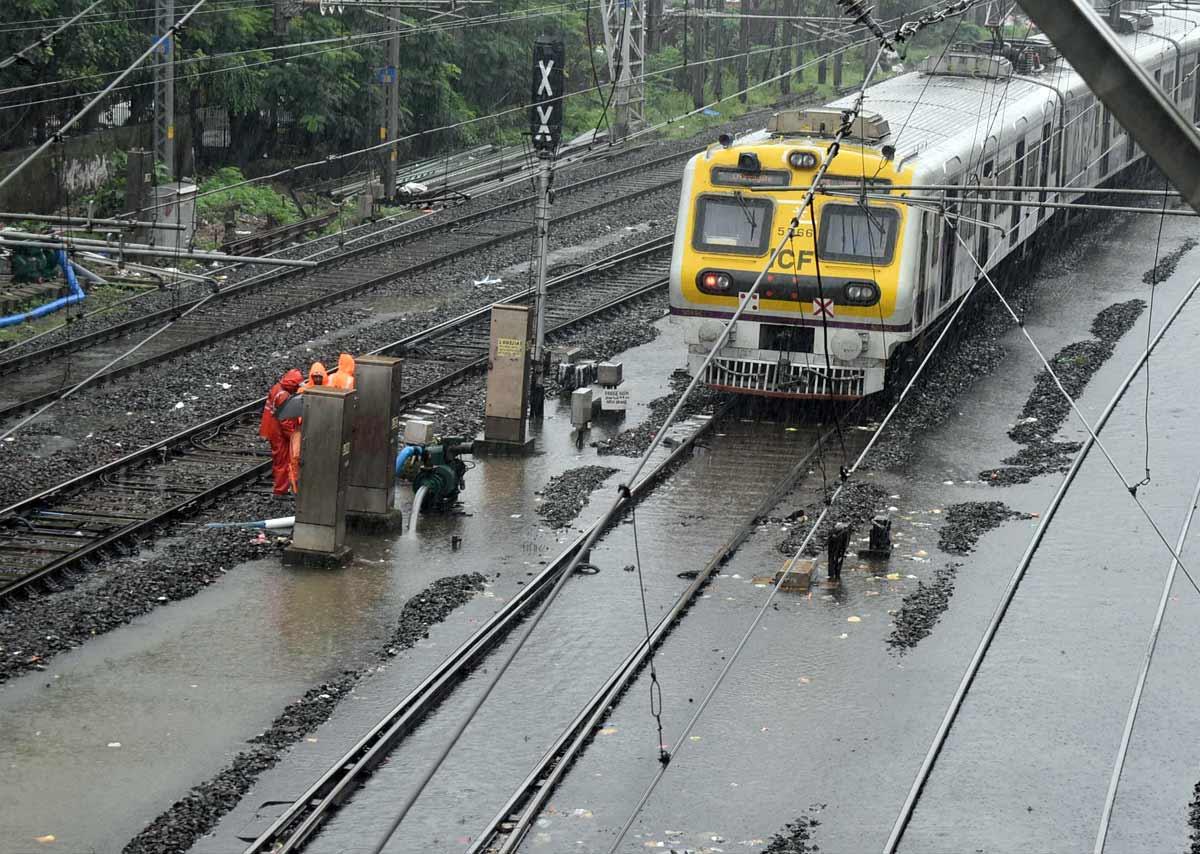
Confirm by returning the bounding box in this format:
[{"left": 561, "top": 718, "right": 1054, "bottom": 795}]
[
  {"left": 280, "top": 369, "right": 303, "bottom": 393},
  {"left": 337, "top": 353, "right": 356, "bottom": 376},
  {"left": 306, "top": 361, "right": 328, "bottom": 388}
]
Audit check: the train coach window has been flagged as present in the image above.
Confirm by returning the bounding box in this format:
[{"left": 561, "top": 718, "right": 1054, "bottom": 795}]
[
  {"left": 817, "top": 204, "right": 900, "bottom": 265},
  {"left": 693, "top": 194, "right": 774, "bottom": 255}
]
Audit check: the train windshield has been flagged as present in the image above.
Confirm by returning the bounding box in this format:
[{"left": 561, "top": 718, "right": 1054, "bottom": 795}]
[
  {"left": 818, "top": 203, "right": 900, "bottom": 265},
  {"left": 693, "top": 194, "right": 773, "bottom": 255}
]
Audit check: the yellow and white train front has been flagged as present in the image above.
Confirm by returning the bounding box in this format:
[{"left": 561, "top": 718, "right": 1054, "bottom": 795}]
[{"left": 669, "top": 142, "right": 913, "bottom": 400}]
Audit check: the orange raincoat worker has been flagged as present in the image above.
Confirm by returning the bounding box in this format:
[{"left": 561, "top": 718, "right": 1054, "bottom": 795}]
[
  {"left": 327, "top": 353, "right": 356, "bottom": 391},
  {"left": 259, "top": 369, "right": 303, "bottom": 496},
  {"left": 288, "top": 362, "right": 330, "bottom": 493}
]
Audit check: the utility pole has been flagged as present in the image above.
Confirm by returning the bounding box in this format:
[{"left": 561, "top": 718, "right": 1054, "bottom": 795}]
[
  {"left": 713, "top": 0, "right": 725, "bottom": 101},
  {"left": 384, "top": 3, "right": 400, "bottom": 199},
  {"left": 603, "top": 0, "right": 646, "bottom": 140},
  {"left": 154, "top": 0, "right": 175, "bottom": 180},
  {"left": 738, "top": 0, "right": 750, "bottom": 102},
  {"left": 528, "top": 38, "right": 564, "bottom": 420},
  {"left": 691, "top": 0, "right": 707, "bottom": 107}
]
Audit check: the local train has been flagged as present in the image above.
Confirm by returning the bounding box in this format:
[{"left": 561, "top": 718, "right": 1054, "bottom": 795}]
[{"left": 669, "top": 5, "right": 1200, "bottom": 400}]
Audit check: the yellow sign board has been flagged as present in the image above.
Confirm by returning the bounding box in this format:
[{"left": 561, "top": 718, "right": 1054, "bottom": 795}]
[{"left": 496, "top": 337, "right": 524, "bottom": 358}]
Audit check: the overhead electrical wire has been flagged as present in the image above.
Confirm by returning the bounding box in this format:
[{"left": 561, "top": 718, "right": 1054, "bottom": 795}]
[
  {"left": 0, "top": 0, "right": 107, "bottom": 70},
  {"left": 1092, "top": 466, "right": 1200, "bottom": 854},
  {"left": 0, "top": 3, "right": 595, "bottom": 104},
  {"left": 880, "top": 237, "right": 1200, "bottom": 854},
  {"left": 363, "top": 25, "right": 896, "bottom": 854},
  {"left": 0, "top": 0, "right": 211, "bottom": 197},
  {"left": 0, "top": 1, "right": 272, "bottom": 33}
]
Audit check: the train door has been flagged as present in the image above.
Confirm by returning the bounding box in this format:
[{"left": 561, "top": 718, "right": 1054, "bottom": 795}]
[
  {"left": 1011, "top": 139, "right": 1025, "bottom": 247},
  {"left": 979, "top": 158, "right": 993, "bottom": 267},
  {"left": 915, "top": 213, "right": 928, "bottom": 328},
  {"left": 1194, "top": 55, "right": 1200, "bottom": 122},
  {"left": 940, "top": 188, "right": 958, "bottom": 305},
  {"left": 1039, "top": 122, "right": 1052, "bottom": 220}
]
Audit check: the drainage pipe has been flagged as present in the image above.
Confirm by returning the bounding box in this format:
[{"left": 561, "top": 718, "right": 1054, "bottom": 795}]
[
  {"left": 0, "top": 250, "right": 85, "bottom": 328},
  {"left": 394, "top": 444, "right": 418, "bottom": 476}
]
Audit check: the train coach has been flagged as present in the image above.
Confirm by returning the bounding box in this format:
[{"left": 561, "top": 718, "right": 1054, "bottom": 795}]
[{"left": 669, "top": 5, "right": 1200, "bottom": 400}]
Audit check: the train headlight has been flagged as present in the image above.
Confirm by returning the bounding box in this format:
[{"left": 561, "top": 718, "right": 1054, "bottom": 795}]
[
  {"left": 698, "top": 270, "right": 734, "bottom": 295},
  {"left": 787, "top": 150, "right": 819, "bottom": 169},
  {"left": 843, "top": 281, "right": 880, "bottom": 305}
]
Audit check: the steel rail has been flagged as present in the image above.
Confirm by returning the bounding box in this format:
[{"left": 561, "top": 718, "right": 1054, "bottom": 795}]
[
  {"left": 882, "top": 271, "right": 1200, "bottom": 854},
  {"left": 0, "top": 238, "right": 672, "bottom": 602},
  {"left": 0, "top": 148, "right": 691, "bottom": 396},
  {"left": 241, "top": 404, "right": 721, "bottom": 854},
  {"left": 468, "top": 414, "right": 857, "bottom": 854}
]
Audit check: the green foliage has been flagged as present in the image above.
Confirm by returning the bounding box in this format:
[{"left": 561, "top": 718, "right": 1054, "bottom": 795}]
[
  {"left": 1, "top": 0, "right": 990, "bottom": 183},
  {"left": 196, "top": 167, "right": 300, "bottom": 225}
]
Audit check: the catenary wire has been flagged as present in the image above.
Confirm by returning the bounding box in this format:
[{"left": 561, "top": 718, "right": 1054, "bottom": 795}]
[
  {"left": 366, "top": 38, "right": 892, "bottom": 854},
  {"left": 1093, "top": 464, "right": 1200, "bottom": 854}
]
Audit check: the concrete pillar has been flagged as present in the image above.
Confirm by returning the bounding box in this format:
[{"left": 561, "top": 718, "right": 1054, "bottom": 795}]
[
  {"left": 346, "top": 355, "right": 404, "bottom": 531},
  {"left": 284, "top": 387, "right": 356, "bottom": 567},
  {"left": 833, "top": 50, "right": 843, "bottom": 89}
]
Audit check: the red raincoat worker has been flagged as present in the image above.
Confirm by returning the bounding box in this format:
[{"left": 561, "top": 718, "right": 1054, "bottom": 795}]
[{"left": 260, "top": 368, "right": 303, "bottom": 495}]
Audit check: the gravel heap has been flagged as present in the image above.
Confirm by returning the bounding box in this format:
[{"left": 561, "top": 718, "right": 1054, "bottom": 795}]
[
  {"left": 1144, "top": 237, "right": 1198, "bottom": 285},
  {"left": 980, "top": 299, "right": 1145, "bottom": 485},
  {"left": 122, "top": 573, "right": 485, "bottom": 854},
  {"left": 537, "top": 465, "right": 619, "bottom": 528},
  {"left": 886, "top": 562, "right": 961, "bottom": 654},
  {"left": 938, "top": 501, "right": 1031, "bottom": 555},
  {"left": 760, "top": 814, "right": 821, "bottom": 854},
  {"left": 594, "top": 369, "right": 723, "bottom": 457},
  {"left": 776, "top": 481, "right": 889, "bottom": 558}
]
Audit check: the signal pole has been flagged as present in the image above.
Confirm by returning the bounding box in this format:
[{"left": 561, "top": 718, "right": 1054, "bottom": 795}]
[
  {"left": 528, "top": 38, "right": 565, "bottom": 421},
  {"left": 384, "top": 3, "right": 400, "bottom": 199},
  {"left": 154, "top": 0, "right": 175, "bottom": 179}
]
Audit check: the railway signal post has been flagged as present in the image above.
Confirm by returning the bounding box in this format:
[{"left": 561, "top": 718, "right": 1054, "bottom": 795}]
[{"left": 528, "top": 37, "right": 564, "bottom": 421}]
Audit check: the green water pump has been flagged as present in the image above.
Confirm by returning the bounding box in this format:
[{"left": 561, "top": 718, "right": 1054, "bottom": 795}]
[{"left": 399, "top": 437, "right": 474, "bottom": 511}]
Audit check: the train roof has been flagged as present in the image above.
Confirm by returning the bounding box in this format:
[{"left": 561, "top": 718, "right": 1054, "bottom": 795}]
[{"left": 820, "top": 5, "right": 1200, "bottom": 175}]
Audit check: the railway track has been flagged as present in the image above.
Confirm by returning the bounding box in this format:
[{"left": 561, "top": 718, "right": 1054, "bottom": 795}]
[
  {"left": 235, "top": 409, "right": 861, "bottom": 854},
  {"left": 0, "top": 148, "right": 692, "bottom": 422},
  {"left": 0, "top": 235, "right": 672, "bottom": 603}
]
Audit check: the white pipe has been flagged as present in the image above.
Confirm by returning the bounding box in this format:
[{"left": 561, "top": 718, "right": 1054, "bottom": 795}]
[{"left": 205, "top": 515, "right": 295, "bottom": 529}]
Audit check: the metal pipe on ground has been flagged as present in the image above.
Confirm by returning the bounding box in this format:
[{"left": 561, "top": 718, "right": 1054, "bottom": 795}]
[
  {"left": 0, "top": 235, "right": 318, "bottom": 268},
  {"left": 0, "top": 212, "right": 185, "bottom": 230}
]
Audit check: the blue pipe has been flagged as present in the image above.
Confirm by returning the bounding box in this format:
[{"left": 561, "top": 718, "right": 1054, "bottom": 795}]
[
  {"left": 0, "top": 250, "right": 86, "bottom": 328},
  {"left": 395, "top": 444, "right": 418, "bottom": 476}
]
